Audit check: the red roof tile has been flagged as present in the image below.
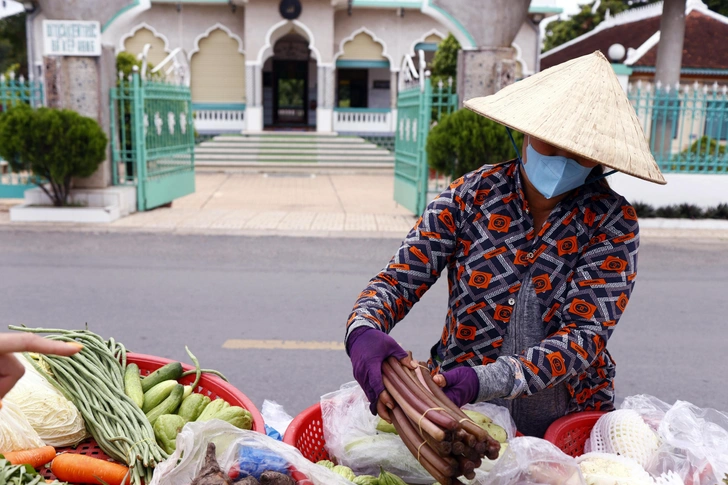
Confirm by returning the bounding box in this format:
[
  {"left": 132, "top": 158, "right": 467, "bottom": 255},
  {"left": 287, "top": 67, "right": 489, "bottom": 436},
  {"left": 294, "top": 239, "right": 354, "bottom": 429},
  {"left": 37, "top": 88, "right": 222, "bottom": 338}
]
[
  {"left": 541, "top": 16, "right": 661, "bottom": 70},
  {"left": 634, "top": 11, "right": 728, "bottom": 69},
  {"left": 541, "top": 9, "right": 728, "bottom": 71}
]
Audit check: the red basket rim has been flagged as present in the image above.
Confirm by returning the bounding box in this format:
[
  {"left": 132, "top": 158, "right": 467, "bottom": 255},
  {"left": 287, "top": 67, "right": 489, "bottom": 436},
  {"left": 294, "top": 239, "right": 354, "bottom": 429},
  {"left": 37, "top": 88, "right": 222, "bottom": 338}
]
[
  {"left": 127, "top": 352, "right": 265, "bottom": 434},
  {"left": 283, "top": 402, "right": 322, "bottom": 447},
  {"left": 543, "top": 410, "right": 606, "bottom": 446}
]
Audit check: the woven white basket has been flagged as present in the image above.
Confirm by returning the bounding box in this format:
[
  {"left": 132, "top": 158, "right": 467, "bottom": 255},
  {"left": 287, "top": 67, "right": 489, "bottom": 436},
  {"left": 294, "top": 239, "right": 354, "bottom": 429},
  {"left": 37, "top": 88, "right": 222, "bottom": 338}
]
[{"left": 587, "top": 410, "right": 661, "bottom": 468}]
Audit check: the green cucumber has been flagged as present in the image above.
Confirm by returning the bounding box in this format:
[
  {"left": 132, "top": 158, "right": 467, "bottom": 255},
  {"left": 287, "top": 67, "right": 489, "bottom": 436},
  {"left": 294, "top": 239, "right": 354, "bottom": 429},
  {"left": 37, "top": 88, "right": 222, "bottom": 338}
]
[
  {"left": 142, "top": 380, "right": 178, "bottom": 413},
  {"left": 124, "top": 363, "right": 144, "bottom": 409},
  {"left": 146, "top": 384, "right": 184, "bottom": 425},
  {"left": 182, "top": 385, "right": 193, "bottom": 399},
  {"left": 141, "top": 362, "right": 183, "bottom": 392}
]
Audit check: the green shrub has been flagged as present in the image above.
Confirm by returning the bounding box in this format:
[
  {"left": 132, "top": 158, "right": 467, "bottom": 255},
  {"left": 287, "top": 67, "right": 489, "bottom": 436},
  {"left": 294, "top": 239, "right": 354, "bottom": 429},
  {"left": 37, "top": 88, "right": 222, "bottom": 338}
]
[
  {"left": 704, "top": 203, "right": 728, "bottom": 219},
  {"left": 430, "top": 34, "right": 460, "bottom": 85},
  {"left": 426, "top": 108, "right": 523, "bottom": 179},
  {"left": 0, "top": 104, "right": 107, "bottom": 206},
  {"left": 632, "top": 202, "right": 655, "bottom": 218}
]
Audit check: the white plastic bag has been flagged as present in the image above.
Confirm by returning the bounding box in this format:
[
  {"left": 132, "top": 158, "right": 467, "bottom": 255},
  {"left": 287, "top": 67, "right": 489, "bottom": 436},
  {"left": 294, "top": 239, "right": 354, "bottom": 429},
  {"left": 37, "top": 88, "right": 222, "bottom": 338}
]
[
  {"left": 484, "top": 436, "right": 585, "bottom": 485},
  {"left": 261, "top": 400, "right": 294, "bottom": 437},
  {"left": 150, "top": 420, "right": 354, "bottom": 485},
  {"left": 320, "top": 381, "right": 431, "bottom": 483},
  {"left": 0, "top": 399, "right": 45, "bottom": 452}
]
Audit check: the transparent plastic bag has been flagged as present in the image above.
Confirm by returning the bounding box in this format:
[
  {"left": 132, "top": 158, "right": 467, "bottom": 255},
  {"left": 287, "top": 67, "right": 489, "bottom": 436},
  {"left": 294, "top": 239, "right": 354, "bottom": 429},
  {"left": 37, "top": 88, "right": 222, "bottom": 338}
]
[
  {"left": 620, "top": 395, "right": 672, "bottom": 433},
  {"left": 646, "top": 400, "right": 728, "bottom": 485},
  {"left": 482, "top": 436, "right": 585, "bottom": 485},
  {"left": 149, "top": 420, "right": 355, "bottom": 485},
  {"left": 321, "top": 382, "right": 518, "bottom": 484},
  {"left": 320, "top": 381, "right": 431, "bottom": 483},
  {"left": 261, "top": 400, "right": 294, "bottom": 437},
  {"left": 462, "top": 402, "right": 517, "bottom": 440}
]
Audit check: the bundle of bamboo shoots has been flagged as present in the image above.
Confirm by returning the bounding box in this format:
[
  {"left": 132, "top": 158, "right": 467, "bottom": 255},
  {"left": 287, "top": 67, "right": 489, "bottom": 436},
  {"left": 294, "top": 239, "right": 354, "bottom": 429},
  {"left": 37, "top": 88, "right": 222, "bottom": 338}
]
[{"left": 381, "top": 357, "right": 501, "bottom": 484}]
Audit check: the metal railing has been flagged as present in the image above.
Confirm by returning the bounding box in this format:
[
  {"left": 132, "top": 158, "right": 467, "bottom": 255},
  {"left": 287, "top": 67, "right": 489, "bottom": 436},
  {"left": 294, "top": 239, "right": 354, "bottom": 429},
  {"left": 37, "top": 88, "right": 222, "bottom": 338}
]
[
  {"left": 110, "top": 70, "right": 195, "bottom": 211},
  {"left": 628, "top": 81, "right": 728, "bottom": 173},
  {"left": 0, "top": 73, "right": 44, "bottom": 198}
]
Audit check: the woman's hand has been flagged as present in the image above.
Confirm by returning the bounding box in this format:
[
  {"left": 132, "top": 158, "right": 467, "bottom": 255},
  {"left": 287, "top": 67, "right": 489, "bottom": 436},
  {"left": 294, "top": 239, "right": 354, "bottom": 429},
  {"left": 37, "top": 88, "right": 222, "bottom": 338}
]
[
  {"left": 347, "top": 327, "right": 416, "bottom": 420},
  {"left": 0, "top": 333, "right": 82, "bottom": 399},
  {"left": 433, "top": 366, "right": 480, "bottom": 408}
]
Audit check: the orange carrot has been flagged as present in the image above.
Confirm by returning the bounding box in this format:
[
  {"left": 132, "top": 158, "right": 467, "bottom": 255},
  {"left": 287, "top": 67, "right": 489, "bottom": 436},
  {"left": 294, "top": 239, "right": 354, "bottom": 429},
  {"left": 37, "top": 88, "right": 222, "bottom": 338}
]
[
  {"left": 2, "top": 446, "right": 56, "bottom": 469},
  {"left": 50, "top": 453, "right": 130, "bottom": 485}
]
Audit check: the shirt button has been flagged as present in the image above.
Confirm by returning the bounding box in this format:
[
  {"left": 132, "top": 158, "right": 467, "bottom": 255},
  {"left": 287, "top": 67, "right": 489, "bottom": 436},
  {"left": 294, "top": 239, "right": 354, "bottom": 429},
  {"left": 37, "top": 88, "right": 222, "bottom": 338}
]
[
  {"left": 508, "top": 297, "right": 516, "bottom": 306},
  {"left": 527, "top": 252, "right": 535, "bottom": 259}
]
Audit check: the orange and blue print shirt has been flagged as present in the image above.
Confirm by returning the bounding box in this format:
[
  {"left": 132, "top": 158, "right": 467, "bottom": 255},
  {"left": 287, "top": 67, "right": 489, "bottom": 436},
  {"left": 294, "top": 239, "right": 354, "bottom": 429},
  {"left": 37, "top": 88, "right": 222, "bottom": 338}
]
[{"left": 345, "top": 161, "right": 639, "bottom": 413}]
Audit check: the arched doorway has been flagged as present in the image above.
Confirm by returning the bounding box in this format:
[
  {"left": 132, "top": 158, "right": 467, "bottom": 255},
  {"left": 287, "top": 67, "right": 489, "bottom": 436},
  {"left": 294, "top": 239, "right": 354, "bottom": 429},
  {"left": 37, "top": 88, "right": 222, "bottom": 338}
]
[{"left": 263, "top": 33, "right": 314, "bottom": 128}]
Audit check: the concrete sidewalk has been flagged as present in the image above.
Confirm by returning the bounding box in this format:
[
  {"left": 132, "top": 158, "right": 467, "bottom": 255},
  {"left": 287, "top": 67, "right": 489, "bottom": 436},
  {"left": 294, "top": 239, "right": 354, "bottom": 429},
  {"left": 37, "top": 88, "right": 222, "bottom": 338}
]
[
  {"left": 1, "top": 172, "right": 728, "bottom": 240},
  {"left": 0, "top": 173, "right": 419, "bottom": 237}
]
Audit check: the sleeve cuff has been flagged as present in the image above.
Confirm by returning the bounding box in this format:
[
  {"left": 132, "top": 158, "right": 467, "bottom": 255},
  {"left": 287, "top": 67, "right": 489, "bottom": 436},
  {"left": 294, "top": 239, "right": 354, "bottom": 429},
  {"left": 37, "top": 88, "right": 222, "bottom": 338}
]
[
  {"left": 473, "top": 357, "right": 516, "bottom": 402},
  {"left": 344, "top": 320, "right": 378, "bottom": 353}
]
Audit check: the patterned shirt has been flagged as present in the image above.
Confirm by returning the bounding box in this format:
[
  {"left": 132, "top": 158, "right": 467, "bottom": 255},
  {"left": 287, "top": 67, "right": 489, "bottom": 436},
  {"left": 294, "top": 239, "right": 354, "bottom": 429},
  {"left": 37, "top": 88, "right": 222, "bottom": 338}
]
[{"left": 346, "top": 160, "right": 639, "bottom": 413}]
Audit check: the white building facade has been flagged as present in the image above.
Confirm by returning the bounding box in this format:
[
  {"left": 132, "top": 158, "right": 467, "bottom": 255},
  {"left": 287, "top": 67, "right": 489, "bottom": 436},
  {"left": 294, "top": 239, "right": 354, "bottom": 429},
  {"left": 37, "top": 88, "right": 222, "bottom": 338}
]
[{"left": 28, "top": 0, "right": 557, "bottom": 136}]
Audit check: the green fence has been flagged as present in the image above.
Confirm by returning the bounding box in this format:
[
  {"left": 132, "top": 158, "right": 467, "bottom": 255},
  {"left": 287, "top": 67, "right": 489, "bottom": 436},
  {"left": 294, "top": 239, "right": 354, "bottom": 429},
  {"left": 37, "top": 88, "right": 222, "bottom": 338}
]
[
  {"left": 110, "top": 70, "right": 195, "bottom": 211},
  {"left": 0, "top": 74, "right": 44, "bottom": 198},
  {"left": 629, "top": 81, "right": 728, "bottom": 173},
  {"left": 393, "top": 69, "right": 457, "bottom": 215}
]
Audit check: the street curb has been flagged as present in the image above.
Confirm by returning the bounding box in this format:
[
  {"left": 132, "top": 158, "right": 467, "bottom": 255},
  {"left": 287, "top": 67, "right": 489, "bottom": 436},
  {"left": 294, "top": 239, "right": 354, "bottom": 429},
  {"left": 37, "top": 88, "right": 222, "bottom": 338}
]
[{"left": 1, "top": 220, "right": 728, "bottom": 241}]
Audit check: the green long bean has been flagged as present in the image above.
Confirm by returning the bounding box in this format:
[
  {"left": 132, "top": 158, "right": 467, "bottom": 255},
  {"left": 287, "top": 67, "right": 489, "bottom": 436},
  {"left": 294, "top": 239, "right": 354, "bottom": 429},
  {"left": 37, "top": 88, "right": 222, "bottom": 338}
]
[{"left": 11, "top": 326, "right": 166, "bottom": 485}]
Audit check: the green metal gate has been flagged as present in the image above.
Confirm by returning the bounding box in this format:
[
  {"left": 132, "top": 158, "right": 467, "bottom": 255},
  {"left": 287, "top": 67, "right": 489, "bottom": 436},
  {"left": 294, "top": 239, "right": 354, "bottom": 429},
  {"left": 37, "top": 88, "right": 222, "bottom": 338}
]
[
  {"left": 0, "top": 74, "right": 44, "bottom": 198},
  {"left": 394, "top": 52, "right": 457, "bottom": 215},
  {"left": 110, "top": 71, "right": 195, "bottom": 211}
]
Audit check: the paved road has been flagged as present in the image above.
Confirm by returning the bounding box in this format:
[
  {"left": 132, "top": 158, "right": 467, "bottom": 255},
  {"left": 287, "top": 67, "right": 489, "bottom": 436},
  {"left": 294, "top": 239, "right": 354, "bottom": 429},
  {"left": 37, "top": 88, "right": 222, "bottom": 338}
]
[{"left": 0, "top": 229, "right": 726, "bottom": 421}]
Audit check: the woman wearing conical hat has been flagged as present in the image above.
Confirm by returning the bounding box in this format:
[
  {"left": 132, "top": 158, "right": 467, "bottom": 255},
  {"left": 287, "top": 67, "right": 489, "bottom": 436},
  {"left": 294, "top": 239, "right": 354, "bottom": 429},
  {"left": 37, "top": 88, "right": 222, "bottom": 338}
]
[{"left": 345, "top": 52, "right": 666, "bottom": 437}]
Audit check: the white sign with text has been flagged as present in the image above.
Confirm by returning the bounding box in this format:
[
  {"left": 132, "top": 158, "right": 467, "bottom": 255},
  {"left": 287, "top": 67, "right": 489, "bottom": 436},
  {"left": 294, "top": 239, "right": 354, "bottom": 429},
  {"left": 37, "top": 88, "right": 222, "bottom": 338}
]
[{"left": 43, "top": 20, "right": 101, "bottom": 57}]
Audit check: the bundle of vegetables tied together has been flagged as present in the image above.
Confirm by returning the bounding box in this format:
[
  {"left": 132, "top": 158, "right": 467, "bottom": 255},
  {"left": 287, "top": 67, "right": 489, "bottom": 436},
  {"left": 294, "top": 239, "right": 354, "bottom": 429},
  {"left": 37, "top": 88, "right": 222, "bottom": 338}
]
[
  {"left": 381, "top": 357, "right": 501, "bottom": 485},
  {"left": 8, "top": 325, "right": 251, "bottom": 485}
]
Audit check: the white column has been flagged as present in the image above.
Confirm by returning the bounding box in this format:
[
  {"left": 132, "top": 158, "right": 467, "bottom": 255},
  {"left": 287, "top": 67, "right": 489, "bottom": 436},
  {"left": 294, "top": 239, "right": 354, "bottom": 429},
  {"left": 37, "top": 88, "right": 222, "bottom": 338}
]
[
  {"left": 244, "top": 63, "right": 263, "bottom": 133},
  {"left": 390, "top": 70, "right": 398, "bottom": 133},
  {"left": 316, "top": 64, "right": 335, "bottom": 133}
]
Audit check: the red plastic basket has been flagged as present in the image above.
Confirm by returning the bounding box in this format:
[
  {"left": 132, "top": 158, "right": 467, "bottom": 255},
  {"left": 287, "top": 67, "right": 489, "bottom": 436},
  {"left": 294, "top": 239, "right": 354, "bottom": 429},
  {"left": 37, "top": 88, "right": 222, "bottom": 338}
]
[
  {"left": 40, "top": 352, "right": 265, "bottom": 481},
  {"left": 543, "top": 411, "right": 606, "bottom": 457},
  {"left": 284, "top": 403, "right": 330, "bottom": 463}
]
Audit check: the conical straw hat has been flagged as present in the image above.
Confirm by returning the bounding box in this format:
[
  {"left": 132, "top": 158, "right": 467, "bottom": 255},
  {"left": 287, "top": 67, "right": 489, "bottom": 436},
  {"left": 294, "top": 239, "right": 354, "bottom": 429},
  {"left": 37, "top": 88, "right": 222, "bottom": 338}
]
[{"left": 464, "top": 51, "right": 666, "bottom": 184}]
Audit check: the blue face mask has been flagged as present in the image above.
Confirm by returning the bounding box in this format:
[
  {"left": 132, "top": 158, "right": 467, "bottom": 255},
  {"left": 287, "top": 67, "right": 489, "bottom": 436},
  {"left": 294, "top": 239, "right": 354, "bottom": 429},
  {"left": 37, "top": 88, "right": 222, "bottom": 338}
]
[{"left": 523, "top": 143, "right": 594, "bottom": 199}]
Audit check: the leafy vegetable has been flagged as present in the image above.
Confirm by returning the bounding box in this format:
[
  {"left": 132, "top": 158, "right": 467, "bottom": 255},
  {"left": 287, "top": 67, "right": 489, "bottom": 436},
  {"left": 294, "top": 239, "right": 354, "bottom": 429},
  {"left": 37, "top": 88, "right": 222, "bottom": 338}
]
[
  {"left": 5, "top": 355, "right": 87, "bottom": 447},
  {"left": 0, "top": 456, "right": 69, "bottom": 484},
  {"left": 0, "top": 399, "right": 45, "bottom": 452}
]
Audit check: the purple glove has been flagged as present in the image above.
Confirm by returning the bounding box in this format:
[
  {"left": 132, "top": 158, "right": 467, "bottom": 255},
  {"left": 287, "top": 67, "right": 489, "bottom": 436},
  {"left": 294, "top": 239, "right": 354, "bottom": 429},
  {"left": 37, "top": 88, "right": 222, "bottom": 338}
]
[
  {"left": 440, "top": 366, "right": 480, "bottom": 408},
  {"left": 347, "top": 326, "right": 408, "bottom": 415}
]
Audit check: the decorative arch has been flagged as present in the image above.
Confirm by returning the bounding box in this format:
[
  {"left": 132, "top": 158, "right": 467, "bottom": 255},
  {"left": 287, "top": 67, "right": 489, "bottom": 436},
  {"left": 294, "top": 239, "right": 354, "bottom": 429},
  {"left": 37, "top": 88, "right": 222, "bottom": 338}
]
[
  {"left": 408, "top": 28, "right": 447, "bottom": 56},
  {"left": 118, "top": 22, "right": 170, "bottom": 54},
  {"left": 334, "top": 27, "right": 393, "bottom": 66},
  {"left": 255, "top": 19, "right": 321, "bottom": 65},
  {"left": 188, "top": 23, "right": 244, "bottom": 60},
  {"left": 511, "top": 42, "right": 533, "bottom": 78}
]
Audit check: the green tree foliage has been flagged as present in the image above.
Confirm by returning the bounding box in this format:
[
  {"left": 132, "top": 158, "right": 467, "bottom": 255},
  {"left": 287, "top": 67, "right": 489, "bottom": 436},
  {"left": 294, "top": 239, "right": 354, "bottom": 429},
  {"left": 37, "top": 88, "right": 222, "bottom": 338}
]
[
  {"left": 0, "top": 13, "right": 27, "bottom": 78},
  {"left": 430, "top": 34, "right": 460, "bottom": 85},
  {"left": 0, "top": 105, "right": 108, "bottom": 206},
  {"left": 427, "top": 108, "right": 523, "bottom": 179},
  {"left": 543, "top": 0, "right": 728, "bottom": 53}
]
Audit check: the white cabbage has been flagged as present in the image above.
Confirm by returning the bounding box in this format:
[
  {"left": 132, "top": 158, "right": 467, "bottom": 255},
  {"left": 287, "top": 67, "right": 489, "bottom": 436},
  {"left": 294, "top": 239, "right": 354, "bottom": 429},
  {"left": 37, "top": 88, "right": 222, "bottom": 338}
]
[
  {"left": 4, "top": 355, "right": 87, "bottom": 447},
  {"left": 0, "top": 399, "right": 44, "bottom": 452}
]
